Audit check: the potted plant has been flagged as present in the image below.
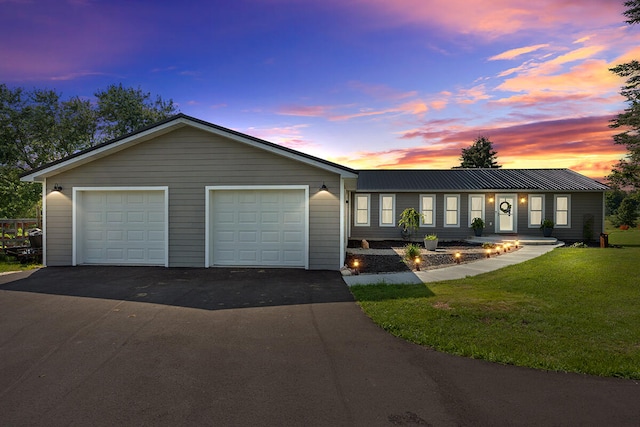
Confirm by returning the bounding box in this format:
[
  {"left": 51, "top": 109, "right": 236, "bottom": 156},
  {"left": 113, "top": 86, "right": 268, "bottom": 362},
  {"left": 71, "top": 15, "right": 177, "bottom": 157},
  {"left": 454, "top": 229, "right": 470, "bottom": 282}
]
[
  {"left": 540, "top": 219, "right": 554, "bottom": 237},
  {"left": 424, "top": 234, "right": 438, "bottom": 251},
  {"left": 398, "top": 207, "right": 423, "bottom": 240},
  {"left": 471, "top": 217, "right": 485, "bottom": 237}
]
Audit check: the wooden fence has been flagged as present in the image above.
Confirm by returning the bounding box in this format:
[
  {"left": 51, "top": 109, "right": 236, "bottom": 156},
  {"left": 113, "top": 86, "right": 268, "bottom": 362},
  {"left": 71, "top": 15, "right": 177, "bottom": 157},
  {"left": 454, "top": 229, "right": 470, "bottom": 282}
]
[{"left": 0, "top": 218, "right": 41, "bottom": 249}]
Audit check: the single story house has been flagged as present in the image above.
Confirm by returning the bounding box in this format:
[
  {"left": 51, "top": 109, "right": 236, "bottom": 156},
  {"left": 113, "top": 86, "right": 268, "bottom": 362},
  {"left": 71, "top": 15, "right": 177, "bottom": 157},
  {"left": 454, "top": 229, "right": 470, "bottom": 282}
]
[{"left": 21, "top": 114, "right": 609, "bottom": 270}]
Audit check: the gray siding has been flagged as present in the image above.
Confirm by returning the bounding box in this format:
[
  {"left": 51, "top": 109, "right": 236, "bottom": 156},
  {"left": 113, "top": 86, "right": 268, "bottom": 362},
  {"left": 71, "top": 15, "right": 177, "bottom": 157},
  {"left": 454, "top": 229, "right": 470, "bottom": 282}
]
[
  {"left": 350, "top": 191, "right": 604, "bottom": 242},
  {"left": 44, "top": 127, "right": 342, "bottom": 270}
]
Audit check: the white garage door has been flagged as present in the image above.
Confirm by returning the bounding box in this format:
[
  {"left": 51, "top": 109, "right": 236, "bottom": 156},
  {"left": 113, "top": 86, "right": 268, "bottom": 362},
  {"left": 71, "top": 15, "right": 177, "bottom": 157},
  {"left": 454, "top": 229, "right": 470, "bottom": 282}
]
[
  {"left": 210, "top": 189, "right": 307, "bottom": 267},
  {"left": 77, "top": 190, "right": 167, "bottom": 265}
]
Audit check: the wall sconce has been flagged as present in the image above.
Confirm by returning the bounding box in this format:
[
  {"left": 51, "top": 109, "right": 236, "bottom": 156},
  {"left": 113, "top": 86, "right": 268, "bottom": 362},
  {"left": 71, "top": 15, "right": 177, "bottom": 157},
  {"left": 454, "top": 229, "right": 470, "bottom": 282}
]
[
  {"left": 520, "top": 197, "right": 526, "bottom": 203},
  {"left": 319, "top": 182, "right": 328, "bottom": 192},
  {"left": 53, "top": 184, "right": 63, "bottom": 192},
  {"left": 489, "top": 196, "right": 494, "bottom": 203}
]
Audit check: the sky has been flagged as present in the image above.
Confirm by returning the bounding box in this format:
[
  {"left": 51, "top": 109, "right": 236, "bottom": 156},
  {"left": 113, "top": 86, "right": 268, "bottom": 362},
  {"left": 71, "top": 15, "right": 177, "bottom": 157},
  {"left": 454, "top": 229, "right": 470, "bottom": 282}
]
[{"left": 1, "top": 0, "right": 638, "bottom": 182}]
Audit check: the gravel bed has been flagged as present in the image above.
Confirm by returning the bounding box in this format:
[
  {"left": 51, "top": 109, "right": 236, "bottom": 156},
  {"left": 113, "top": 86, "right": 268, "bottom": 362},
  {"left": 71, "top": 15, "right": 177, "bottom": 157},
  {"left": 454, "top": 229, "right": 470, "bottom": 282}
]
[{"left": 345, "top": 240, "right": 492, "bottom": 274}]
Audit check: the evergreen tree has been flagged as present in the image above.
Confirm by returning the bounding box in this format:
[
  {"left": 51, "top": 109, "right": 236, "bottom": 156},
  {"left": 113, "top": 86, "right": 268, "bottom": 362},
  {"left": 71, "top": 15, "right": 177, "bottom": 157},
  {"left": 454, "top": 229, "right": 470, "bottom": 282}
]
[{"left": 459, "top": 136, "right": 501, "bottom": 168}]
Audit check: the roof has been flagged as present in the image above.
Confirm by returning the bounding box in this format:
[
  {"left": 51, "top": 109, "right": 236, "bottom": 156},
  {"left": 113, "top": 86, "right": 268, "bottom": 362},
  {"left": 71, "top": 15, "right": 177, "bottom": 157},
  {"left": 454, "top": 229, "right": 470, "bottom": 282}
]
[
  {"left": 356, "top": 169, "right": 609, "bottom": 192},
  {"left": 21, "top": 113, "right": 358, "bottom": 182}
]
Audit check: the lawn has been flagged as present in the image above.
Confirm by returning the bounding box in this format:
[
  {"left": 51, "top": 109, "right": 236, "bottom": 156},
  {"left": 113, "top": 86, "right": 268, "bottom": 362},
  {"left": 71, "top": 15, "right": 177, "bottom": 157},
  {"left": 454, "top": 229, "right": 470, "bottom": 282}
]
[
  {"left": 0, "top": 256, "right": 40, "bottom": 273},
  {"left": 606, "top": 221, "right": 640, "bottom": 246},
  {"left": 351, "top": 241, "right": 640, "bottom": 379}
]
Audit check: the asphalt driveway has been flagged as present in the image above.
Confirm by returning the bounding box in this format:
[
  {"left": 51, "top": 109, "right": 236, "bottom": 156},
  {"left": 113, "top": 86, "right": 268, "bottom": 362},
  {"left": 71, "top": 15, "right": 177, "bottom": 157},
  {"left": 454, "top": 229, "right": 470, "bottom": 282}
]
[{"left": 0, "top": 267, "right": 639, "bottom": 426}]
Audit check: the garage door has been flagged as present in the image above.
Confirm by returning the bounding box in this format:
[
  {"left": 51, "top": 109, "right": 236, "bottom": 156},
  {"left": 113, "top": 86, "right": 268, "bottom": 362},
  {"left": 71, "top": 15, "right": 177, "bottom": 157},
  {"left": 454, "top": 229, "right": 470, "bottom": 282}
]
[
  {"left": 76, "top": 190, "right": 167, "bottom": 266},
  {"left": 210, "top": 189, "right": 307, "bottom": 267}
]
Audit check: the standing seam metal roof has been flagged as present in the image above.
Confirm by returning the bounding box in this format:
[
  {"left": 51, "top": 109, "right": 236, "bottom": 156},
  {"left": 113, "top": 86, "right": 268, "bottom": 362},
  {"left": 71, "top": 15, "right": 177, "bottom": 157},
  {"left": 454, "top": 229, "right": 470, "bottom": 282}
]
[{"left": 356, "top": 169, "right": 609, "bottom": 191}]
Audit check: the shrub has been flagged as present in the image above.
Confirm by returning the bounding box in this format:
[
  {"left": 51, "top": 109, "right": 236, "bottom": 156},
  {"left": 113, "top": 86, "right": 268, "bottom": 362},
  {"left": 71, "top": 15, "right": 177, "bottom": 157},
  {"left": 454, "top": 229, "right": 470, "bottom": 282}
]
[
  {"left": 615, "top": 197, "right": 639, "bottom": 228},
  {"left": 404, "top": 243, "right": 422, "bottom": 260}
]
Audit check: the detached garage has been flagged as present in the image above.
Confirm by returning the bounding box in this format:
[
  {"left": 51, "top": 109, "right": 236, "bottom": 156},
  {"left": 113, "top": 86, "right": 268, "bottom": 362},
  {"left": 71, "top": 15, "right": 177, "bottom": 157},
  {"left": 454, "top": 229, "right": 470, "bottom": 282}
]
[{"left": 21, "top": 114, "right": 357, "bottom": 270}]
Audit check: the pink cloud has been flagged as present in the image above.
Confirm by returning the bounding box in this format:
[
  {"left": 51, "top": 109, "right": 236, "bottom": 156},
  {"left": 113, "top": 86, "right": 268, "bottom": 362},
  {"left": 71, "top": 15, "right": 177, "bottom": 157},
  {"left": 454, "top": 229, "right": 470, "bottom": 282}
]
[
  {"left": 330, "top": 115, "right": 627, "bottom": 180},
  {"left": 344, "top": 0, "right": 624, "bottom": 39},
  {"left": 242, "top": 124, "right": 319, "bottom": 151},
  {"left": 277, "top": 105, "right": 333, "bottom": 117},
  {"left": 489, "top": 44, "right": 550, "bottom": 61}
]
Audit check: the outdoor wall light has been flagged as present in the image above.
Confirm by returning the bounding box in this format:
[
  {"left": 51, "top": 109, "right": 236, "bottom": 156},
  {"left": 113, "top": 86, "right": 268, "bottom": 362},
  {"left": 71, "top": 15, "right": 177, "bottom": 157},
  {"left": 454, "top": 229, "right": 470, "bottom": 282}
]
[
  {"left": 319, "top": 182, "right": 329, "bottom": 192},
  {"left": 520, "top": 197, "right": 526, "bottom": 203},
  {"left": 489, "top": 197, "right": 494, "bottom": 203},
  {"left": 53, "top": 184, "right": 63, "bottom": 192}
]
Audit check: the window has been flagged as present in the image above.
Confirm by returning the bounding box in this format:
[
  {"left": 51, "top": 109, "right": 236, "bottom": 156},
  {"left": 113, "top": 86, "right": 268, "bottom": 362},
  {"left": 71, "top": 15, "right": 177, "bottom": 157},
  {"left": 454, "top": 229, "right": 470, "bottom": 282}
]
[
  {"left": 444, "top": 194, "right": 460, "bottom": 227},
  {"left": 354, "top": 194, "right": 370, "bottom": 226},
  {"left": 554, "top": 195, "right": 570, "bottom": 227},
  {"left": 528, "top": 194, "right": 544, "bottom": 228},
  {"left": 468, "top": 195, "right": 485, "bottom": 226},
  {"left": 420, "top": 194, "right": 436, "bottom": 227},
  {"left": 379, "top": 194, "right": 395, "bottom": 227}
]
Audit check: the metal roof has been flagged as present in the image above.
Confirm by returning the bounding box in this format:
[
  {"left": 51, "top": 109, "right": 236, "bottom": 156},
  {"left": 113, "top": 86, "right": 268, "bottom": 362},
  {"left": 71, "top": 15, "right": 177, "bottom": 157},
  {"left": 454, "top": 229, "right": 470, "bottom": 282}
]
[{"left": 356, "top": 169, "right": 609, "bottom": 192}]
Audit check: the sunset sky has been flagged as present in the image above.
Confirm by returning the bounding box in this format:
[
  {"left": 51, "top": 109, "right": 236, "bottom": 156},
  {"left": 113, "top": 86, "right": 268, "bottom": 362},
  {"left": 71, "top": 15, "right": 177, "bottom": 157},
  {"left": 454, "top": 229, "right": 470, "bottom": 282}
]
[{"left": 1, "top": 0, "right": 638, "bottom": 181}]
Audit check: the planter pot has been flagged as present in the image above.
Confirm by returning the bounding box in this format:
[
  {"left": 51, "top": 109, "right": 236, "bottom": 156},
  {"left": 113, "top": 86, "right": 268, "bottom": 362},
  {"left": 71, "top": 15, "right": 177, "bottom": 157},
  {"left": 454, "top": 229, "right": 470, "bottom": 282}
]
[
  {"left": 424, "top": 239, "right": 438, "bottom": 251},
  {"left": 542, "top": 227, "right": 553, "bottom": 237},
  {"left": 401, "top": 229, "right": 411, "bottom": 241},
  {"left": 473, "top": 228, "right": 483, "bottom": 237}
]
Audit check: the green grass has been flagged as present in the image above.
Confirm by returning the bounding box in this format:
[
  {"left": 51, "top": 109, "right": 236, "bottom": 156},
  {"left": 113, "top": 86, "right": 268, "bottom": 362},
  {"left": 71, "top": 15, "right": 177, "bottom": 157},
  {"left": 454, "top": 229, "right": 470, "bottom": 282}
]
[
  {"left": 0, "top": 256, "right": 40, "bottom": 273},
  {"left": 606, "top": 220, "right": 640, "bottom": 247},
  {"left": 351, "top": 246, "right": 640, "bottom": 379}
]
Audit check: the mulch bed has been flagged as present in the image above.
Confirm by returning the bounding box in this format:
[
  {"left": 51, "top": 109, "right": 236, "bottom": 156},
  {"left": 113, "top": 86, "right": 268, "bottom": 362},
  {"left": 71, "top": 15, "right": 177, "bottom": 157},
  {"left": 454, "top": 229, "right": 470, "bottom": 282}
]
[{"left": 345, "top": 240, "right": 488, "bottom": 274}]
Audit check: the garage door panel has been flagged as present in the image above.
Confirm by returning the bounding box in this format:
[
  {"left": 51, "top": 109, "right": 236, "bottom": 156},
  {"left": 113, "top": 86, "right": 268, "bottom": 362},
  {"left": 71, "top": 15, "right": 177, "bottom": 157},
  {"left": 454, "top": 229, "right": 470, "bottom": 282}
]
[
  {"left": 78, "top": 190, "right": 166, "bottom": 266},
  {"left": 211, "top": 189, "right": 306, "bottom": 267}
]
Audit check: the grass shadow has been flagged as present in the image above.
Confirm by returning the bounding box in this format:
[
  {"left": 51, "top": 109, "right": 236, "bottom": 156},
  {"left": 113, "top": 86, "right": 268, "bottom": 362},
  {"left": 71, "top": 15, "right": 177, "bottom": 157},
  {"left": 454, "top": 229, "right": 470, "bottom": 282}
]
[{"left": 350, "top": 283, "right": 435, "bottom": 302}]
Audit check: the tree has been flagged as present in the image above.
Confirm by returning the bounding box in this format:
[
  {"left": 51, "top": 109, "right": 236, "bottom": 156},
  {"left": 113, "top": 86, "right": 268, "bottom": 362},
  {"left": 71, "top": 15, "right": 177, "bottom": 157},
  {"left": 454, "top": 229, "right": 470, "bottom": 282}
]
[
  {"left": 608, "top": 1, "right": 640, "bottom": 189},
  {"left": 95, "top": 84, "right": 177, "bottom": 140},
  {"left": 623, "top": 0, "right": 640, "bottom": 24},
  {"left": 458, "top": 136, "right": 501, "bottom": 168},
  {"left": 605, "top": 188, "right": 627, "bottom": 215},
  {"left": 614, "top": 196, "right": 639, "bottom": 227},
  {"left": 0, "top": 83, "right": 178, "bottom": 217}
]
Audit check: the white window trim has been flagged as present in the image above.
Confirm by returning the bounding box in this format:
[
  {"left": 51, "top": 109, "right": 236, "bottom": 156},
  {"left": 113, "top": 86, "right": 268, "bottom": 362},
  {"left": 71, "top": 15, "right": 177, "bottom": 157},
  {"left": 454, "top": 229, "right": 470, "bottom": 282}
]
[
  {"left": 554, "top": 194, "right": 571, "bottom": 228},
  {"left": 444, "top": 194, "right": 460, "bottom": 228},
  {"left": 528, "top": 194, "right": 545, "bottom": 228},
  {"left": 354, "top": 193, "right": 371, "bottom": 227},
  {"left": 467, "top": 194, "right": 485, "bottom": 226},
  {"left": 379, "top": 194, "right": 396, "bottom": 227},
  {"left": 420, "top": 194, "right": 436, "bottom": 227}
]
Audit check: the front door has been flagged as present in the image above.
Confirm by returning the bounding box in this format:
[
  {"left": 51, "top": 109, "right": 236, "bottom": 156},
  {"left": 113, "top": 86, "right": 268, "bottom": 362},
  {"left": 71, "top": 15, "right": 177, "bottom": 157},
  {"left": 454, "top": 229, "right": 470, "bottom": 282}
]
[{"left": 496, "top": 194, "right": 517, "bottom": 233}]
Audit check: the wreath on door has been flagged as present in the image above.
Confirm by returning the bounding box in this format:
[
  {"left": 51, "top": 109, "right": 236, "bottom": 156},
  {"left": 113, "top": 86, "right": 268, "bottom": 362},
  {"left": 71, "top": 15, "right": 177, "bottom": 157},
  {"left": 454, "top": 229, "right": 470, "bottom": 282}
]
[{"left": 499, "top": 201, "right": 512, "bottom": 215}]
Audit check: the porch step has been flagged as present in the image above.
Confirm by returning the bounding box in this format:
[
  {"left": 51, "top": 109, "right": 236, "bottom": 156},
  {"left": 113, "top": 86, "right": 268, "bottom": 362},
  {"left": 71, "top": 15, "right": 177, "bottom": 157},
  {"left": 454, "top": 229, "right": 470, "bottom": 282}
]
[{"left": 466, "top": 235, "right": 560, "bottom": 246}]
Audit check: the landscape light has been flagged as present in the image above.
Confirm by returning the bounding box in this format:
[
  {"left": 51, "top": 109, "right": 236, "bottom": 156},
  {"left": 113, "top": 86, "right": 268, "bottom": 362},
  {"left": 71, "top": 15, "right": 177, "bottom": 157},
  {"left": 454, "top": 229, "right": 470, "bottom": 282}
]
[
  {"left": 414, "top": 257, "right": 421, "bottom": 271},
  {"left": 353, "top": 260, "right": 359, "bottom": 275},
  {"left": 454, "top": 252, "right": 461, "bottom": 264},
  {"left": 515, "top": 240, "right": 519, "bottom": 248},
  {"left": 485, "top": 248, "right": 492, "bottom": 258}
]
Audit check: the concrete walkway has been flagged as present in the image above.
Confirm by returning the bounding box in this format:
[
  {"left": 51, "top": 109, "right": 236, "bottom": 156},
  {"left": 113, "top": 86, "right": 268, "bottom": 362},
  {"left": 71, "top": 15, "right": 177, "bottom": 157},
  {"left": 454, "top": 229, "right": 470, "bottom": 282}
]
[{"left": 343, "top": 243, "right": 564, "bottom": 285}]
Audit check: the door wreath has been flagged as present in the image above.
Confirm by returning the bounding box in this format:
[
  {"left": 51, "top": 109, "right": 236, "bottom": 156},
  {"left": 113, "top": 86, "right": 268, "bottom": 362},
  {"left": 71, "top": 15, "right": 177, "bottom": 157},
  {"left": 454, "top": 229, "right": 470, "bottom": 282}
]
[{"left": 499, "top": 201, "right": 512, "bottom": 215}]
